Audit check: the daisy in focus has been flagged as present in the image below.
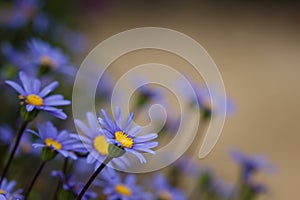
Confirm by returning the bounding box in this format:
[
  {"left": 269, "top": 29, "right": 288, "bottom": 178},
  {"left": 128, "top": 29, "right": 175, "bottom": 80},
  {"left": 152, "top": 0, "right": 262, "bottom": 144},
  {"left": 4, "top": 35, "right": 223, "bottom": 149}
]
[
  {"left": 72, "top": 112, "right": 130, "bottom": 170},
  {"left": 5, "top": 71, "right": 70, "bottom": 119},
  {"left": 98, "top": 107, "right": 158, "bottom": 163},
  {"left": 29, "top": 121, "right": 83, "bottom": 160}
]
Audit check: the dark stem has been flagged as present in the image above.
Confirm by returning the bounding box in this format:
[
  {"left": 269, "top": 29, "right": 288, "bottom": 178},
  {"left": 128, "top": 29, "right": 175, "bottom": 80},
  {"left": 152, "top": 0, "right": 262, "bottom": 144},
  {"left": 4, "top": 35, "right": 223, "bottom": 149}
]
[
  {"left": 0, "top": 146, "right": 8, "bottom": 169},
  {"left": 0, "top": 121, "right": 28, "bottom": 183},
  {"left": 24, "top": 160, "right": 47, "bottom": 200},
  {"left": 75, "top": 156, "right": 112, "bottom": 200},
  {"left": 52, "top": 158, "right": 69, "bottom": 200}
]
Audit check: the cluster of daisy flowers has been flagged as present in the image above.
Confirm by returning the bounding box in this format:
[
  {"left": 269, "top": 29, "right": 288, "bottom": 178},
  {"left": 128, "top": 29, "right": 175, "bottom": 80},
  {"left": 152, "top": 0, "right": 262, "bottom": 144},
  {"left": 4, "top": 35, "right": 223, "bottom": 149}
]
[
  {"left": 0, "top": 1, "right": 275, "bottom": 200},
  {"left": 0, "top": 70, "right": 274, "bottom": 200}
]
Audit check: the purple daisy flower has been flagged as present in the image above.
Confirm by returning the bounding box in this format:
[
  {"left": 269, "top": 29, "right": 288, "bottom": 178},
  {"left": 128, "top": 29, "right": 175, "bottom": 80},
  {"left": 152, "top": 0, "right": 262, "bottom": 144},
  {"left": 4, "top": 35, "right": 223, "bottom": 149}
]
[
  {"left": 5, "top": 71, "right": 70, "bottom": 119},
  {"left": 230, "top": 149, "right": 274, "bottom": 182},
  {"left": 28, "top": 121, "right": 83, "bottom": 160},
  {"left": 152, "top": 173, "right": 187, "bottom": 200},
  {"left": 1, "top": 43, "right": 30, "bottom": 71},
  {"left": 0, "top": 178, "right": 23, "bottom": 200},
  {"left": 6, "top": 0, "right": 49, "bottom": 33},
  {"left": 96, "top": 168, "right": 152, "bottom": 200},
  {"left": 179, "top": 80, "right": 234, "bottom": 118},
  {"left": 72, "top": 112, "right": 129, "bottom": 170},
  {"left": 27, "top": 38, "right": 75, "bottom": 75},
  {"left": 98, "top": 107, "right": 158, "bottom": 163},
  {"left": 51, "top": 171, "right": 97, "bottom": 200}
]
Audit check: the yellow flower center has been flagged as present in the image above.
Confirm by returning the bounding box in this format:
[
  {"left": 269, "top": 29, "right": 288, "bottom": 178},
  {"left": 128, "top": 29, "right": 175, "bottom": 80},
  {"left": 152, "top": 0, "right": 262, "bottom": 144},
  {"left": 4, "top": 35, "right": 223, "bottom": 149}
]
[
  {"left": 93, "top": 135, "right": 109, "bottom": 155},
  {"left": 115, "top": 184, "right": 132, "bottom": 196},
  {"left": 45, "top": 138, "right": 62, "bottom": 150},
  {"left": 40, "top": 56, "right": 57, "bottom": 69},
  {"left": 0, "top": 189, "right": 6, "bottom": 195},
  {"left": 159, "top": 191, "right": 172, "bottom": 200},
  {"left": 26, "top": 94, "right": 43, "bottom": 106},
  {"left": 115, "top": 131, "right": 133, "bottom": 148}
]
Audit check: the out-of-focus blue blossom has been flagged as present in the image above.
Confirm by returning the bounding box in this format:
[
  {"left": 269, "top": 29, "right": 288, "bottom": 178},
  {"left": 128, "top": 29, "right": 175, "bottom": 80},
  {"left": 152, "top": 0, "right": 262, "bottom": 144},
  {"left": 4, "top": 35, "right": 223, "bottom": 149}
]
[
  {"left": 53, "top": 25, "right": 88, "bottom": 54},
  {"left": 7, "top": 0, "right": 49, "bottom": 32},
  {"left": 1, "top": 43, "right": 30, "bottom": 70},
  {"left": 5, "top": 71, "right": 71, "bottom": 119},
  {"left": 179, "top": 80, "right": 234, "bottom": 119},
  {"left": 98, "top": 107, "right": 158, "bottom": 163},
  {"left": 72, "top": 112, "right": 130, "bottom": 170},
  {"left": 0, "top": 125, "right": 14, "bottom": 146},
  {"left": 73, "top": 158, "right": 94, "bottom": 176},
  {"left": 28, "top": 121, "right": 83, "bottom": 160},
  {"left": 2, "top": 124, "right": 38, "bottom": 156},
  {"left": 51, "top": 171, "right": 97, "bottom": 200},
  {"left": 96, "top": 72, "right": 114, "bottom": 102},
  {"left": 153, "top": 173, "right": 187, "bottom": 200},
  {"left": 162, "top": 115, "right": 180, "bottom": 135},
  {"left": 17, "top": 132, "right": 40, "bottom": 156},
  {"left": 0, "top": 178, "right": 23, "bottom": 200},
  {"left": 96, "top": 168, "right": 152, "bottom": 200},
  {"left": 230, "top": 149, "right": 274, "bottom": 182},
  {"left": 172, "top": 156, "right": 200, "bottom": 177},
  {"left": 211, "top": 179, "right": 234, "bottom": 199},
  {"left": 27, "top": 38, "right": 76, "bottom": 76}
]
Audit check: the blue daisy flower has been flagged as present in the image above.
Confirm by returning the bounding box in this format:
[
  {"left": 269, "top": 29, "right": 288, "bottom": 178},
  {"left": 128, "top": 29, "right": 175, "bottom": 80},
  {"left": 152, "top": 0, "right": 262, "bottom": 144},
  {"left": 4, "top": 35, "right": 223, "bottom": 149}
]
[
  {"left": 0, "top": 125, "right": 14, "bottom": 146},
  {"left": 152, "top": 173, "right": 187, "bottom": 200},
  {"left": 96, "top": 168, "right": 152, "bottom": 200},
  {"left": 98, "top": 107, "right": 158, "bottom": 163},
  {"left": 178, "top": 80, "right": 234, "bottom": 118},
  {"left": 230, "top": 149, "right": 275, "bottom": 182},
  {"left": 6, "top": 0, "right": 49, "bottom": 33},
  {"left": 71, "top": 112, "right": 130, "bottom": 170},
  {"left": 51, "top": 171, "right": 97, "bottom": 200},
  {"left": 27, "top": 38, "right": 75, "bottom": 75},
  {"left": 5, "top": 71, "right": 71, "bottom": 119},
  {"left": 0, "top": 178, "right": 23, "bottom": 200},
  {"left": 28, "top": 121, "right": 83, "bottom": 160}
]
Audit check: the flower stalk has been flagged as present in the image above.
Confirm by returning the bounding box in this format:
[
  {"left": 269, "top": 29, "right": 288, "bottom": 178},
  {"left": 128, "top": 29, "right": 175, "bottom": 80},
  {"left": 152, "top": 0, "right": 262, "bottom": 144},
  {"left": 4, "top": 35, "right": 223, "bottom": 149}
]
[
  {"left": 75, "top": 156, "right": 113, "bottom": 200},
  {"left": 0, "top": 120, "right": 29, "bottom": 184}
]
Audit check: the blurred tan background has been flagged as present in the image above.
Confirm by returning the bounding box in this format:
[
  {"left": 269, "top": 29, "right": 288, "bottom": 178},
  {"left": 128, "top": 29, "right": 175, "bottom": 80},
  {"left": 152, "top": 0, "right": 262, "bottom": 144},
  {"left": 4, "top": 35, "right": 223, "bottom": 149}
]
[{"left": 77, "top": 1, "right": 300, "bottom": 199}]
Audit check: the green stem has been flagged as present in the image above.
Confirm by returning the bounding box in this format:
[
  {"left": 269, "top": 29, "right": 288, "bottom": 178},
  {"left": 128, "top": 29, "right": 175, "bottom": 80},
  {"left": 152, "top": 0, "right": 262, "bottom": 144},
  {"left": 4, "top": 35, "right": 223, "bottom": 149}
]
[
  {"left": 75, "top": 156, "right": 112, "bottom": 200},
  {"left": 53, "top": 158, "right": 69, "bottom": 200},
  {"left": 24, "top": 160, "right": 47, "bottom": 200},
  {"left": 0, "top": 121, "right": 28, "bottom": 184}
]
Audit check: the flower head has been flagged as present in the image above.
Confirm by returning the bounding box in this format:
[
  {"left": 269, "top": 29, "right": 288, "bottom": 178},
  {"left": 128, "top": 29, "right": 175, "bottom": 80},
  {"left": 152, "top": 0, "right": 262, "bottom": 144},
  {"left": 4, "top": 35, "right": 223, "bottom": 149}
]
[
  {"left": 153, "top": 173, "right": 187, "bottom": 200},
  {"left": 5, "top": 71, "right": 70, "bottom": 119},
  {"left": 29, "top": 122, "right": 83, "bottom": 160},
  {"left": 0, "top": 178, "right": 23, "bottom": 200},
  {"left": 72, "top": 112, "right": 129, "bottom": 170},
  {"left": 230, "top": 149, "right": 274, "bottom": 182},
  {"left": 51, "top": 171, "right": 97, "bottom": 200},
  {"left": 98, "top": 107, "right": 158, "bottom": 163},
  {"left": 27, "top": 39, "right": 75, "bottom": 75},
  {"left": 8, "top": 0, "right": 49, "bottom": 32},
  {"left": 0, "top": 125, "right": 14, "bottom": 146},
  {"left": 96, "top": 168, "right": 152, "bottom": 200},
  {"left": 179, "top": 80, "right": 234, "bottom": 119}
]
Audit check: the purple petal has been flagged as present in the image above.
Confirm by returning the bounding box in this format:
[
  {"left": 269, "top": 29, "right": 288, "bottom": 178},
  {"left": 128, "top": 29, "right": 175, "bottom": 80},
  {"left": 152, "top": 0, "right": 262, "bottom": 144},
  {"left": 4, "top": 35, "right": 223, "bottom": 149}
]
[
  {"left": 134, "top": 133, "right": 158, "bottom": 143},
  {"left": 5, "top": 81, "right": 25, "bottom": 95},
  {"left": 124, "top": 113, "right": 134, "bottom": 131},
  {"left": 39, "top": 81, "right": 58, "bottom": 97},
  {"left": 127, "top": 125, "right": 142, "bottom": 136},
  {"left": 19, "top": 71, "right": 32, "bottom": 93}
]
